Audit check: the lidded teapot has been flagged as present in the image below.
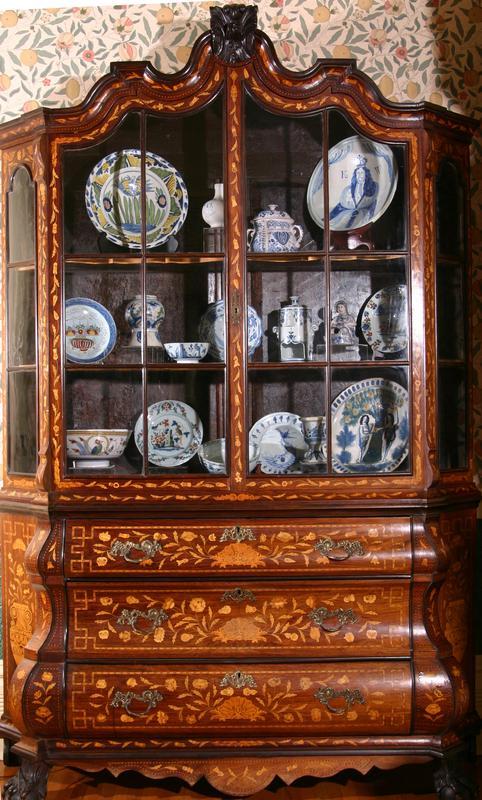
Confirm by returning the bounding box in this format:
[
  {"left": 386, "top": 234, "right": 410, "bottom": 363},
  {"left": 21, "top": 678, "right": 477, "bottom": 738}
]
[{"left": 247, "top": 204, "right": 303, "bottom": 252}]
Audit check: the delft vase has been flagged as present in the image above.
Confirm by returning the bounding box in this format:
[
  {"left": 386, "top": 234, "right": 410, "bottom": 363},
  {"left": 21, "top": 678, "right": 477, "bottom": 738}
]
[
  {"left": 202, "top": 183, "right": 224, "bottom": 228},
  {"left": 125, "top": 294, "right": 165, "bottom": 347}
]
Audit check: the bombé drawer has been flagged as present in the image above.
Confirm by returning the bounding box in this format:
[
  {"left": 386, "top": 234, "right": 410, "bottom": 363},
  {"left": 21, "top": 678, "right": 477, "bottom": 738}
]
[
  {"left": 67, "top": 661, "right": 412, "bottom": 737},
  {"left": 67, "top": 580, "right": 410, "bottom": 659},
  {"left": 64, "top": 517, "right": 412, "bottom": 577}
]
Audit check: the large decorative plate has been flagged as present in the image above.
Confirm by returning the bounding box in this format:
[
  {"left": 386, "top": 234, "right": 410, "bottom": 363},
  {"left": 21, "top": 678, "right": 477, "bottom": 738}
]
[
  {"left": 85, "top": 149, "right": 189, "bottom": 249},
  {"left": 134, "top": 400, "right": 203, "bottom": 467},
  {"left": 331, "top": 378, "right": 409, "bottom": 474},
  {"left": 307, "top": 135, "right": 398, "bottom": 231},
  {"left": 198, "top": 300, "right": 262, "bottom": 361},
  {"left": 360, "top": 284, "right": 408, "bottom": 354},
  {"left": 249, "top": 412, "right": 306, "bottom": 474},
  {"left": 65, "top": 298, "right": 117, "bottom": 364}
]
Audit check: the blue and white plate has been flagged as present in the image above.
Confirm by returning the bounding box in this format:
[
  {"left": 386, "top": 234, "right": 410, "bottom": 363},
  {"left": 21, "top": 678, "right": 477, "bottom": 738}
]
[
  {"left": 331, "top": 378, "right": 409, "bottom": 474},
  {"left": 85, "top": 149, "right": 188, "bottom": 249},
  {"left": 360, "top": 284, "right": 407, "bottom": 354},
  {"left": 134, "top": 399, "right": 203, "bottom": 468},
  {"left": 307, "top": 135, "right": 398, "bottom": 231},
  {"left": 198, "top": 299, "right": 262, "bottom": 361},
  {"left": 249, "top": 412, "right": 307, "bottom": 474},
  {"left": 65, "top": 297, "right": 117, "bottom": 364}
]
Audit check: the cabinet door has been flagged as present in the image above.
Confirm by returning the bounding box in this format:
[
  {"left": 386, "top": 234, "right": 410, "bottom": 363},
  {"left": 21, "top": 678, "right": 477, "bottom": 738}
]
[
  {"left": 61, "top": 98, "right": 228, "bottom": 477},
  {"left": 244, "top": 99, "right": 411, "bottom": 478}
]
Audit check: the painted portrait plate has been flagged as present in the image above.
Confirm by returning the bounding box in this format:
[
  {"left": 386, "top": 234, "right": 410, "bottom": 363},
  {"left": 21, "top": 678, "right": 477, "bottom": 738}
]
[
  {"left": 134, "top": 399, "right": 203, "bottom": 467},
  {"left": 65, "top": 297, "right": 117, "bottom": 364},
  {"left": 307, "top": 135, "right": 398, "bottom": 231},
  {"left": 85, "top": 149, "right": 188, "bottom": 249},
  {"left": 331, "top": 378, "right": 409, "bottom": 474}
]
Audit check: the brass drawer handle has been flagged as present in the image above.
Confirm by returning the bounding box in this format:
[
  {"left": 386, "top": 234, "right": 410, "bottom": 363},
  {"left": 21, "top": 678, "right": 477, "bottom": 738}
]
[
  {"left": 314, "top": 687, "right": 365, "bottom": 715},
  {"left": 110, "top": 688, "right": 163, "bottom": 717},
  {"left": 221, "top": 587, "right": 256, "bottom": 603},
  {"left": 309, "top": 605, "right": 357, "bottom": 632},
  {"left": 220, "top": 670, "right": 257, "bottom": 689},
  {"left": 220, "top": 525, "right": 255, "bottom": 543},
  {"left": 117, "top": 607, "right": 168, "bottom": 635},
  {"left": 315, "top": 537, "right": 365, "bottom": 561},
  {"left": 108, "top": 537, "right": 162, "bottom": 563}
]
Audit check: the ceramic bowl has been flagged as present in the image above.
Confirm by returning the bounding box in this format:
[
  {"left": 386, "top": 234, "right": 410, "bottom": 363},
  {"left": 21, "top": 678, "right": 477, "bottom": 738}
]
[
  {"left": 66, "top": 429, "right": 131, "bottom": 469},
  {"left": 164, "top": 342, "right": 210, "bottom": 363},
  {"left": 198, "top": 437, "right": 259, "bottom": 473}
]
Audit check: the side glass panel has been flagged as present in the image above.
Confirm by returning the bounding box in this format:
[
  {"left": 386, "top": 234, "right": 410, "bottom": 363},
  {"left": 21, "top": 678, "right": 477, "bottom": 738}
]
[
  {"left": 436, "top": 159, "right": 467, "bottom": 470},
  {"left": 6, "top": 166, "right": 37, "bottom": 475}
]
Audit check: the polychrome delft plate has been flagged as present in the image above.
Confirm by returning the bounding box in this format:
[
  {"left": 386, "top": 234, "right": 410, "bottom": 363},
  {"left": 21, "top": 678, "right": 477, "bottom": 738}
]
[
  {"left": 307, "top": 135, "right": 398, "bottom": 231},
  {"left": 198, "top": 299, "right": 262, "bottom": 361},
  {"left": 331, "top": 378, "right": 409, "bottom": 474},
  {"left": 360, "top": 284, "right": 408, "bottom": 354},
  {"left": 65, "top": 297, "right": 117, "bottom": 364},
  {"left": 249, "top": 412, "right": 306, "bottom": 474},
  {"left": 134, "top": 400, "right": 203, "bottom": 467},
  {"left": 85, "top": 149, "right": 189, "bottom": 249}
]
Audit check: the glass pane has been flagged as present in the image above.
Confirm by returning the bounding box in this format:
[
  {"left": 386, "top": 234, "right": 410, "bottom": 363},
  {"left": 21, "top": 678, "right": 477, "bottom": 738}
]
[
  {"left": 438, "top": 366, "right": 466, "bottom": 469},
  {"left": 7, "top": 371, "right": 37, "bottom": 474},
  {"left": 436, "top": 160, "right": 464, "bottom": 258},
  {"left": 248, "top": 369, "right": 327, "bottom": 476},
  {"left": 330, "top": 256, "right": 408, "bottom": 361},
  {"left": 65, "top": 370, "right": 142, "bottom": 475},
  {"left": 7, "top": 166, "right": 35, "bottom": 264},
  {"left": 328, "top": 111, "right": 406, "bottom": 252},
  {"left": 8, "top": 267, "right": 36, "bottom": 366},
  {"left": 436, "top": 262, "right": 465, "bottom": 360},
  {"left": 330, "top": 367, "right": 409, "bottom": 475},
  {"left": 146, "top": 95, "right": 223, "bottom": 254},
  {"left": 245, "top": 94, "right": 324, "bottom": 253}
]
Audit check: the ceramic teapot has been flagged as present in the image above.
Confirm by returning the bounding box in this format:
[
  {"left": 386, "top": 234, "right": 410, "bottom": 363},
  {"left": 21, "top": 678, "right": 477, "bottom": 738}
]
[{"left": 247, "top": 204, "right": 303, "bottom": 252}]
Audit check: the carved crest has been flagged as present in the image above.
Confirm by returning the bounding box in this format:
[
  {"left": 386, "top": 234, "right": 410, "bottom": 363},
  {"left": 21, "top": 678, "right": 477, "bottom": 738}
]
[{"left": 210, "top": 4, "right": 257, "bottom": 65}]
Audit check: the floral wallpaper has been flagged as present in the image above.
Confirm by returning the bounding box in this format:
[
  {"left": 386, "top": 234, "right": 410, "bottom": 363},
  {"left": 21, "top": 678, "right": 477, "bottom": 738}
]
[{"left": 0, "top": 0, "right": 480, "bottom": 478}]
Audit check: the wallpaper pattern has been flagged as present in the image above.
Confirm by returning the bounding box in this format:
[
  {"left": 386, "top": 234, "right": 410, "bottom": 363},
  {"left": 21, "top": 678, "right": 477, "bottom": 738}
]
[{"left": 0, "top": 0, "right": 480, "bottom": 476}]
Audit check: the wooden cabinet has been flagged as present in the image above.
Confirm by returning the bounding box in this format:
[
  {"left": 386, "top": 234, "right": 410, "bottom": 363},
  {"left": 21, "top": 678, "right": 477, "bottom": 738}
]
[{"left": 0, "top": 5, "right": 479, "bottom": 798}]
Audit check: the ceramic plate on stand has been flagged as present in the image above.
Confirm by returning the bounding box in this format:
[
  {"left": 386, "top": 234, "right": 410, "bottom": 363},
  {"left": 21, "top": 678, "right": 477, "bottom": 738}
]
[
  {"left": 331, "top": 378, "right": 409, "bottom": 474},
  {"left": 307, "top": 135, "right": 398, "bottom": 231},
  {"left": 360, "top": 284, "right": 408, "bottom": 354},
  {"left": 134, "top": 400, "right": 203, "bottom": 467},
  {"left": 85, "top": 149, "right": 188, "bottom": 249},
  {"left": 65, "top": 297, "right": 117, "bottom": 364},
  {"left": 249, "top": 412, "right": 306, "bottom": 474}
]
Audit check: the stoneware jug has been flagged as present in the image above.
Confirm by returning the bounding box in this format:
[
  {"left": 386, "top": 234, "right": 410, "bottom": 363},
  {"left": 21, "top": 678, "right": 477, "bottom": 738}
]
[{"left": 247, "top": 204, "right": 303, "bottom": 252}]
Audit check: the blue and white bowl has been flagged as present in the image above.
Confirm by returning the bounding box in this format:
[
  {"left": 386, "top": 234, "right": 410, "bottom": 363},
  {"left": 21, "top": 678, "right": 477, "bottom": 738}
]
[
  {"left": 164, "top": 342, "right": 209, "bottom": 363},
  {"left": 198, "top": 300, "right": 262, "bottom": 361},
  {"left": 198, "top": 437, "right": 259, "bottom": 473}
]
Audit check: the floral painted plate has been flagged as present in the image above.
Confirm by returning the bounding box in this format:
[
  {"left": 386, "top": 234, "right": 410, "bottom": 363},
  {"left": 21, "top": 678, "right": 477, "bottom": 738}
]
[
  {"left": 65, "top": 297, "right": 117, "bottom": 364},
  {"left": 198, "top": 299, "right": 262, "bottom": 361},
  {"left": 307, "top": 135, "right": 398, "bottom": 231},
  {"left": 331, "top": 378, "right": 409, "bottom": 474},
  {"left": 85, "top": 149, "right": 189, "bottom": 249},
  {"left": 360, "top": 284, "right": 408, "bottom": 354},
  {"left": 134, "top": 399, "right": 203, "bottom": 467}
]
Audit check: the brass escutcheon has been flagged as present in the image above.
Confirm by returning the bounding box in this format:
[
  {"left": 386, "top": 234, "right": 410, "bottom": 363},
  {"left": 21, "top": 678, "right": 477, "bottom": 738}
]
[
  {"left": 315, "top": 537, "right": 365, "bottom": 561},
  {"left": 314, "top": 687, "right": 365, "bottom": 715},
  {"left": 110, "top": 688, "right": 163, "bottom": 717},
  {"left": 221, "top": 587, "right": 256, "bottom": 603},
  {"left": 117, "top": 607, "right": 168, "bottom": 635},
  {"left": 309, "top": 605, "right": 357, "bottom": 632},
  {"left": 220, "top": 525, "right": 256, "bottom": 543},
  {"left": 220, "top": 670, "right": 257, "bottom": 689},
  {"left": 108, "top": 537, "right": 163, "bottom": 563}
]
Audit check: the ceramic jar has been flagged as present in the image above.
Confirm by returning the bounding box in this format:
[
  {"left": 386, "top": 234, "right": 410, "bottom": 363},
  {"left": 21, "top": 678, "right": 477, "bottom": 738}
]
[
  {"left": 202, "top": 183, "right": 224, "bottom": 228},
  {"left": 125, "top": 294, "right": 165, "bottom": 347},
  {"left": 247, "top": 204, "right": 303, "bottom": 252},
  {"left": 272, "top": 296, "right": 319, "bottom": 361}
]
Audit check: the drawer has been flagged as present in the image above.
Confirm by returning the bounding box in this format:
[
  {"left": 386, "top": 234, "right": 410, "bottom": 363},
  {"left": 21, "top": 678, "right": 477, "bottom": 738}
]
[
  {"left": 67, "top": 580, "right": 410, "bottom": 659},
  {"left": 67, "top": 661, "right": 412, "bottom": 737},
  {"left": 65, "top": 517, "right": 412, "bottom": 577}
]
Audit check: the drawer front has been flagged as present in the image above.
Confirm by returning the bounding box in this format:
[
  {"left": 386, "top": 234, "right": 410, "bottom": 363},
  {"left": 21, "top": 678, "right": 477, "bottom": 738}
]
[
  {"left": 65, "top": 517, "right": 412, "bottom": 577},
  {"left": 67, "top": 580, "right": 410, "bottom": 659},
  {"left": 67, "top": 661, "right": 412, "bottom": 737}
]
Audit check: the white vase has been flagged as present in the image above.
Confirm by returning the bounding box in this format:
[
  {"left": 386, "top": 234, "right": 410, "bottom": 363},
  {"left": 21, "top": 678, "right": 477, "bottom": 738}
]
[{"left": 202, "top": 182, "right": 224, "bottom": 228}]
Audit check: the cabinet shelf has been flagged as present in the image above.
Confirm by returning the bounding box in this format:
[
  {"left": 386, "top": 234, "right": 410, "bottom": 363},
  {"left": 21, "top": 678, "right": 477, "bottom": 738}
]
[
  {"left": 64, "top": 253, "right": 224, "bottom": 267},
  {"left": 64, "top": 362, "right": 225, "bottom": 372}
]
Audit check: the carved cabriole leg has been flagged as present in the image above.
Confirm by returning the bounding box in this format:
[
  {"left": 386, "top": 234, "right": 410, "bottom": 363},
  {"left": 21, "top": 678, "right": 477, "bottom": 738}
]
[
  {"left": 1, "top": 759, "right": 49, "bottom": 800},
  {"left": 433, "top": 754, "right": 479, "bottom": 800}
]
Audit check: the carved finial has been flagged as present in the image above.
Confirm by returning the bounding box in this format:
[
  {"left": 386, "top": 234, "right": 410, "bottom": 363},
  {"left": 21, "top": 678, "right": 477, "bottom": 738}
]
[{"left": 210, "top": 4, "right": 257, "bottom": 65}]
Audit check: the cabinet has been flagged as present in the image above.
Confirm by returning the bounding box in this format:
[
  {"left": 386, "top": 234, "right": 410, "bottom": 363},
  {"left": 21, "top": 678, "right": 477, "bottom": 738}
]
[{"left": 0, "top": 5, "right": 479, "bottom": 798}]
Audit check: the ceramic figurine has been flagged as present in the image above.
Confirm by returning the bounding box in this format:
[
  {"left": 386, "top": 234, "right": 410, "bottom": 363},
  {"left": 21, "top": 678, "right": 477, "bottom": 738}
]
[
  {"left": 125, "top": 294, "right": 165, "bottom": 347},
  {"left": 247, "top": 204, "right": 303, "bottom": 252}
]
